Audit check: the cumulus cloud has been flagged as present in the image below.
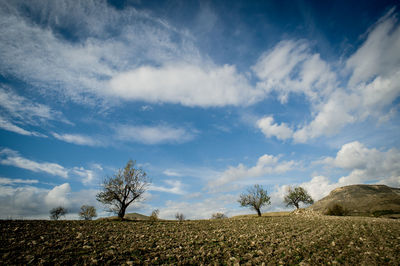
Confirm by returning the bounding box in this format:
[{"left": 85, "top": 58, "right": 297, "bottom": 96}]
[
  {"left": 44, "top": 183, "right": 71, "bottom": 208},
  {"left": 253, "top": 40, "right": 337, "bottom": 104},
  {"left": 254, "top": 10, "right": 400, "bottom": 143},
  {"left": 209, "top": 154, "right": 295, "bottom": 189},
  {"left": 270, "top": 141, "right": 400, "bottom": 208},
  {"left": 0, "top": 148, "right": 100, "bottom": 183},
  {"left": 150, "top": 180, "right": 186, "bottom": 195},
  {"left": 256, "top": 116, "right": 293, "bottom": 140},
  {"left": 325, "top": 141, "right": 400, "bottom": 187},
  {"left": 108, "top": 63, "right": 261, "bottom": 107},
  {"left": 116, "top": 124, "right": 196, "bottom": 145},
  {"left": 0, "top": 182, "right": 101, "bottom": 219}
]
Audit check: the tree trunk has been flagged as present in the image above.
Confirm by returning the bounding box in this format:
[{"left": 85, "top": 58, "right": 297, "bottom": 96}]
[
  {"left": 294, "top": 202, "right": 299, "bottom": 209},
  {"left": 118, "top": 205, "right": 127, "bottom": 220},
  {"left": 256, "top": 208, "right": 262, "bottom": 217}
]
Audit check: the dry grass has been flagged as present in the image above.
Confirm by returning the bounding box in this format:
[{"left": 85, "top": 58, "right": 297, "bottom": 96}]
[{"left": 1, "top": 215, "right": 399, "bottom": 264}]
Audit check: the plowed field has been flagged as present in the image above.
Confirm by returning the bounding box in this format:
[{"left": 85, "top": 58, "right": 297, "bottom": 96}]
[{"left": 1, "top": 215, "right": 399, "bottom": 265}]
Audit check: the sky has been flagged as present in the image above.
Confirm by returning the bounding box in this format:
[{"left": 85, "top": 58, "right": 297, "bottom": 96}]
[{"left": 0, "top": 0, "right": 399, "bottom": 220}]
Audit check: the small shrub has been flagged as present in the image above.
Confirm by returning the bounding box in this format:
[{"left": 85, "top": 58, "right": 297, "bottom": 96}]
[
  {"left": 325, "top": 203, "right": 348, "bottom": 216},
  {"left": 372, "top": 210, "right": 397, "bottom": 217},
  {"left": 175, "top": 212, "right": 185, "bottom": 221},
  {"left": 211, "top": 213, "right": 227, "bottom": 219},
  {"left": 150, "top": 209, "right": 160, "bottom": 221}
]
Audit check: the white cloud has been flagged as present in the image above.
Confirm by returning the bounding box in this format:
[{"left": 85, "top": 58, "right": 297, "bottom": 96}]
[
  {"left": 256, "top": 116, "right": 293, "bottom": 140},
  {"left": 209, "top": 154, "right": 295, "bottom": 189},
  {"left": 52, "top": 132, "right": 102, "bottom": 147},
  {"left": 0, "top": 148, "right": 100, "bottom": 184},
  {"left": 274, "top": 141, "right": 400, "bottom": 207},
  {"left": 0, "top": 148, "right": 69, "bottom": 178},
  {"left": 254, "top": 10, "right": 400, "bottom": 143},
  {"left": 71, "top": 167, "right": 96, "bottom": 184},
  {"left": 163, "top": 169, "right": 182, "bottom": 177},
  {"left": 0, "top": 87, "right": 67, "bottom": 124},
  {"left": 108, "top": 63, "right": 262, "bottom": 107},
  {"left": 253, "top": 40, "right": 337, "bottom": 104},
  {"left": 150, "top": 180, "right": 185, "bottom": 195},
  {"left": 325, "top": 141, "right": 400, "bottom": 187},
  {"left": 0, "top": 177, "right": 38, "bottom": 185},
  {"left": 0, "top": 115, "right": 43, "bottom": 137},
  {"left": 346, "top": 8, "right": 400, "bottom": 88},
  {"left": 0, "top": 1, "right": 263, "bottom": 108},
  {"left": 292, "top": 90, "right": 357, "bottom": 142},
  {"left": 0, "top": 182, "right": 102, "bottom": 219},
  {"left": 0, "top": 87, "right": 69, "bottom": 137},
  {"left": 116, "top": 124, "right": 196, "bottom": 144},
  {"left": 44, "top": 183, "right": 71, "bottom": 208}
]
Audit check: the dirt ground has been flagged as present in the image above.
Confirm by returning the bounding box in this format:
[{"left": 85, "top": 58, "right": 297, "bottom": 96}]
[{"left": 1, "top": 215, "right": 399, "bottom": 265}]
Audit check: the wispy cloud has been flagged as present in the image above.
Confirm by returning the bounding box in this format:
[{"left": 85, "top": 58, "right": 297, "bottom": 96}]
[
  {"left": 0, "top": 177, "right": 39, "bottom": 185},
  {"left": 116, "top": 124, "right": 196, "bottom": 145},
  {"left": 150, "top": 180, "right": 186, "bottom": 195},
  {"left": 52, "top": 132, "right": 103, "bottom": 147},
  {"left": 0, "top": 115, "right": 44, "bottom": 137},
  {"left": 209, "top": 154, "right": 295, "bottom": 190},
  {"left": 0, "top": 148, "right": 100, "bottom": 183},
  {"left": 0, "top": 87, "right": 69, "bottom": 137},
  {"left": 254, "top": 10, "right": 400, "bottom": 143},
  {"left": 163, "top": 169, "right": 183, "bottom": 177},
  {"left": 0, "top": 148, "right": 69, "bottom": 178}
]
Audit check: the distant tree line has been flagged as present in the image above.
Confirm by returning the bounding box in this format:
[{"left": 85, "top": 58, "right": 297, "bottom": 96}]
[{"left": 48, "top": 159, "right": 317, "bottom": 221}]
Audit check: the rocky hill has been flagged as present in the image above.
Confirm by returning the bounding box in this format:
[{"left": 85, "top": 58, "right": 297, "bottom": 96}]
[{"left": 310, "top": 184, "right": 400, "bottom": 217}]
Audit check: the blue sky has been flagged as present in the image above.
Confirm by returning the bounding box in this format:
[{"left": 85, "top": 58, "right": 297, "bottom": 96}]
[{"left": 0, "top": 0, "right": 399, "bottom": 219}]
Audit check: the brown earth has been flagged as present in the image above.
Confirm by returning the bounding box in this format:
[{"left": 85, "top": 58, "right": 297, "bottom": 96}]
[
  {"left": 1, "top": 215, "right": 399, "bottom": 265},
  {"left": 310, "top": 184, "right": 400, "bottom": 217}
]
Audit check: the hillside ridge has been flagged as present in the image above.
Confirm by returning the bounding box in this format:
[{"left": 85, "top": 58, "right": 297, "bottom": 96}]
[{"left": 310, "top": 184, "right": 400, "bottom": 217}]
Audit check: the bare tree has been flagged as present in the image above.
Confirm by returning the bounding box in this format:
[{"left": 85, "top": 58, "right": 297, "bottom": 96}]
[
  {"left": 175, "top": 212, "right": 185, "bottom": 221},
  {"left": 149, "top": 209, "right": 160, "bottom": 221},
  {"left": 96, "top": 160, "right": 150, "bottom": 220},
  {"left": 50, "top": 206, "right": 68, "bottom": 220},
  {"left": 79, "top": 205, "right": 97, "bottom": 220},
  {"left": 284, "top": 186, "right": 314, "bottom": 209},
  {"left": 238, "top": 184, "right": 271, "bottom": 217},
  {"left": 211, "top": 212, "right": 227, "bottom": 219}
]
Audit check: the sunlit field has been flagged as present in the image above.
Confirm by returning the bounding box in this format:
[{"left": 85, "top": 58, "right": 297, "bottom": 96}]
[{"left": 2, "top": 215, "right": 399, "bottom": 265}]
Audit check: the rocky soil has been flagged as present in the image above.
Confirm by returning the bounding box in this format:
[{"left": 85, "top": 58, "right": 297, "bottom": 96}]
[{"left": 1, "top": 215, "right": 400, "bottom": 265}]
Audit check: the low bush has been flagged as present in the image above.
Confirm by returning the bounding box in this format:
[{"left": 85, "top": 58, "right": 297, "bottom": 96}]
[{"left": 325, "top": 203, "right": 348, "bottom": 216}]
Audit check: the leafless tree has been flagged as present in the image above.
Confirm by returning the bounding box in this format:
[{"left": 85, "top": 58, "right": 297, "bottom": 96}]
[
  {"left": 79, "top": 205, "right": 97, "bottom": 220},
  {"left": 96, "top": 160, "right": 150, "bottom": 220},
  {"left": 238, "top": 184, "right": 271, "bottom": 217},
  {"left": 149, "top": 209, "right": 160, "bottom": 221},
  {"left": 175, "top": 212, "right": 185, "bottom": 221},
  {"left": 50, "top": 206, "right": 68, "bottom": 220}
]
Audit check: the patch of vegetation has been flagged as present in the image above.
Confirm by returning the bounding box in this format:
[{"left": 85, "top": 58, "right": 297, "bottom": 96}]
[
  {"left": 372, "top": 209, "right": 398, "bottom": 217},
  {"left": 325, "top": 203, "right": 349, "bottom": 216}
]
